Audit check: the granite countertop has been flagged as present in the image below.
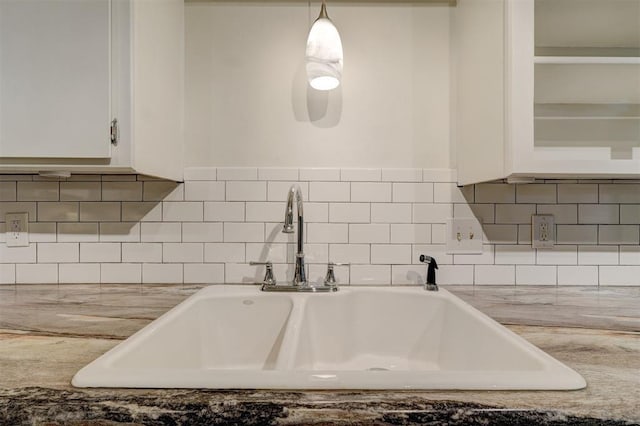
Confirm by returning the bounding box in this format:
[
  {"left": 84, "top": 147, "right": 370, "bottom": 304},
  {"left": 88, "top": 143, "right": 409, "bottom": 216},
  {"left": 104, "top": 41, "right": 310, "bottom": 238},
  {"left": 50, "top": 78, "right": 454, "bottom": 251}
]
[{"left": 0, "top": 284, "right": 638, "bottom": 425}]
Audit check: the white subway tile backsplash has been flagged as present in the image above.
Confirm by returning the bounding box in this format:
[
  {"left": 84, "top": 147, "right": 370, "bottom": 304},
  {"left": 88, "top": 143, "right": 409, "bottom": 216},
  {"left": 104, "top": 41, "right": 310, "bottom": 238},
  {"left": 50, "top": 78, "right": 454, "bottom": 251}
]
[
  {"left": 16, "top": 264, "right": 58, "bottom": 284},
  {"left": 60, "top": 182, "right": 101, "bottom": 201},
  {"left": 299, "top": 168, "right": 340, "bottom": 181},
  {"left": 557, "top": 184, "right": 598, "bottom": 203},
  {"left": 557, "top": 266, "right": 598, "bottom": 286},
  {"left": 437, "top": 265, "right": 473, "bottom": 285},
  {"left": 141, "top": 222, "right": 181, "bottom": 242},
  {"left": 308, "top": 223, "right": 348, "bottom": 243},
  {"left": 620, "top": 205, "right": 640, "bottom": 224},
  {"left": 122, "top": 202, "right": 162, "bottom": 222},
  {"left": 143, "top": 181, "right": 184, "bottom": 201},
  {"left": 38, "top": 243, "right": 78, "bottom": 263},
  {"left": 57, "top": 223, "right": 99, "bottom": 242},
  {"left": 390, "top": 224, "right": 431, "bottom": 244},
  {"left": 329, "top": 244, "right": 370, "bottom": 264},
  {"left": 246, "top": 202, "right": 285, "bottom": 222},
  {"left": 537, "top": 204, "right": 577, "bottom": 224},
  {"left": 391, "top": 265, "right": 424, "bottom": 285},
  {"left": 371, "top": 203, "right": 411, "bottom": 224},
  {"left": 184, "top": 263, "right": 225, "bottom": 284},
  {"left": 0, "top": 264, "right": 15, "bottom": 284},
  {"left": 0, "top": 182, "right": 16, "bottom": 201},
  {"left": 0, "top": 170, "right": 639, "bottom": 288},
  {"left": 182, "top": 223, "right": 223, "bottom": 242},
  {"left": 59, "top": 264, "right": 100, "bottom": 284},
  {"left": 163, "top": 243, "right": 203, "bottom": 263},
  {"left": 38, "top": 202, "right": 78, "bottom": 222},
  {"left": 382, "top": 168, "right": 422, "bottom": 182},
  {"left": 475, "top": 265, "right": 515, "bottom": 285},
  {"left": 143, "top": 263, "right": 183, "bottom": 284},
  {"left": 205, "top": 243, "right": 245, "bottom": 263},
  {"left": 516, "top": 184, "right": 556, "bottom": 204},
  {"left": 352, "top": 183, "right": 392, "bottom": 202},
  {"left": 17, "top": 182, "right": 59, "bottom": 201},
  {"left": 217, "top": 167, "right": 258, "bottom": 181},
  {"left": 0, "top": 245, "right": 36, "bottom": 263},
  {"left": 475, "top": 184, "right": 515, "bottom": 203},
  {"left": 204, "top": 202, "right": 245, "bottom": 222},
  {"left": 599, "top": 184, "right": 640, "bottom": 204},
  {"left": 412, "top": 204, "right": 452, "bottom": 224},
  {"left": 350, "top": 264, "right": 390, "bottom": 285},
  {"left": 101, "top": 263, "right": 141, "bottom": 284},
  {"left": 620, "top": 246, "right": 640, "bottom": 265},
  {"left": 433, "top": 183, "right": 474, "bottom": 203},
  {"left": 495, "top": 204, "right": 535, "bottom": 224},
  {"left": 80, "top": 202, "right": 120, "bottom": 222},
  {"left": 309, "top": 182, "right": 350, "bottom": 202},
  {"left": 226, "top": 181, "right": 266, "bottom": 202},
  {"left": 495, "top": 245, "right": 535, "bottom": 265},
  {"left": 348, "top": 224, "right": 389, "bottom": 244},
  {"left": 329, "top": 203, "right": 370, "bottom": 223},
  {"left": 267, "top": 182, "right": 309, "bottom": 202},
  {"left": 599, "top": 225, "right": 639, "bottom": 245},
  {"left": 536, "top": 246, "right": 577, "bottom": 265},
  {"left": 371, "top": 244, "right": 411, "bottom": 265},
  {"left": 578, "top": 245, "right": 618, "bottom": 265},
  {"left": 599, "top": 266, "right": 640, "bottom": 286},
  {"left": 556, "top": 225, "right": 598, "bottom": 245},
  {"left": 122, "top": 243, "right": 162, "bottom": 263},
  {"left": 224, "top": 223, "right": 264, "bottom": 243},
  {"left": 99, "top": 222, "right": 140, "bottom": 242},
  {"left": 183, "top": 167, "right": 216, "bottom": 181},
  {"left": 163, "top": 202, "right": 203, "bottom": 222},
  {"left": 340, "top": 168, "right": 381, "bottom": 182},
  {"left": 578, "top": 204, "right": 619, "bottom": 224},
  {"left": 516, "top": 265, "right": 556, "bottom": 285},
  {"left": 392, "top": 183, "right": 433, "bottom": 203},
  {"left": 258, "top": 168, "right": 298, "bottom": 181},
  {"left": 102, "top": 182, "right": 142, "bottom": 201},
  {"left": 184, "top": 181, "right": 225, "bottom": 201}
]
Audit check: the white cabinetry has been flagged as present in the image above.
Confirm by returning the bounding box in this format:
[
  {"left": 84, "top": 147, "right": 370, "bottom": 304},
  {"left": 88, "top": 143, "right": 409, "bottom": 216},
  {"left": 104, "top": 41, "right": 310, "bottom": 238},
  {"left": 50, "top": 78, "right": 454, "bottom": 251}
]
[
  {"left": 0, "top": 0, "right": 184, "bottom": 181},
  {"left": 454, "top": 0, "right": 640, "bottom": 185}
]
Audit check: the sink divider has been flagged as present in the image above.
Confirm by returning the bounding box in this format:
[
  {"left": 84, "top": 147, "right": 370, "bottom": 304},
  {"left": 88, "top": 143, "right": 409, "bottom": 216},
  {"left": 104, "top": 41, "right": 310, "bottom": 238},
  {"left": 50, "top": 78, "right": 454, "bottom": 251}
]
[{"left": 273, "top": 297, "right": 307, "bottom": 370}]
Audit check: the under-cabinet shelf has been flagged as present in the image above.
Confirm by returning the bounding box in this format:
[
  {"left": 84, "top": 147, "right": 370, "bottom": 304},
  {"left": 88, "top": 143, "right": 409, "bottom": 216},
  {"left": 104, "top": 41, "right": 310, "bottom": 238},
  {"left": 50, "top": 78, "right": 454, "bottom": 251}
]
[
  {"left": 534, "top": 103, "right": 640, "bottom": 120},
  {"left": 534, "top": 56, "right": 640, "bottom": 65}
]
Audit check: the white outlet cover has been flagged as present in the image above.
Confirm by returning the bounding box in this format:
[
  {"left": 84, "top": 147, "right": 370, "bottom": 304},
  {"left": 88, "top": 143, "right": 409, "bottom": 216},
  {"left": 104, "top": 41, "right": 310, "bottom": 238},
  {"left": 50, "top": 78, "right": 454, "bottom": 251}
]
[
  {"left": 5, "top": 212, "right": 29, "bottom": 247},
  {"left": 532, "top": 214, "right": 555, "bottom": 249},
  {"left": 446, "top": 218, "right": 483, "bottom": 255}
]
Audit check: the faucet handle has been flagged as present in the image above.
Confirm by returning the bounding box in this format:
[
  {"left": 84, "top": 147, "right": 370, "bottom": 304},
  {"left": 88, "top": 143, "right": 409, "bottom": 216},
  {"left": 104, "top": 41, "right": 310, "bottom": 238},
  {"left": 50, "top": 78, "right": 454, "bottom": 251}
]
[
  {"left": 324, "top": 262, "right": 349, "bottom": 285},
  {"left": 250, "top": 261, "right": 276, "bottom": 286}
]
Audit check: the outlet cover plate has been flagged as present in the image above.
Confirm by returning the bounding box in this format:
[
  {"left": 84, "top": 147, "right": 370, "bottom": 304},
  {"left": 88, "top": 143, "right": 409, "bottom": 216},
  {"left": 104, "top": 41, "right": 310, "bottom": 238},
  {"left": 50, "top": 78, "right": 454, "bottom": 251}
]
[
  {"left": 446, "top": 218, "right": 483, "bottom": 254},
  {"left": 5, "top": 212, "right": 29, "bottom": 247},
  {"left": 532, "top": 214, "right": 555, "bottom": 249}
]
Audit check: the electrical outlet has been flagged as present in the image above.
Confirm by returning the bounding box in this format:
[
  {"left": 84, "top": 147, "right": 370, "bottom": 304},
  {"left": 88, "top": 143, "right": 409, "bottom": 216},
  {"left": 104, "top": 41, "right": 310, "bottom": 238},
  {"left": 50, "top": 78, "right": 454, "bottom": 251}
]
[
  {"left": 5, "top": 213, "right": 29, "bottom": 247},
  {"left": 532, "top": 214, "right": 555, "bottom": 249},
  {"left": 446, "top": 218, "right": 483, "bottom": 254}
]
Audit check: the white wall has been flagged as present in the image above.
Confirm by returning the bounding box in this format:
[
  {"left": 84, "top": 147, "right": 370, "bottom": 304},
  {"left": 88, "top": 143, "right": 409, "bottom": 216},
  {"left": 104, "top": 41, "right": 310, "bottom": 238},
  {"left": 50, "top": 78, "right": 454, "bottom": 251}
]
[{"left": 185, "top": 2, "right": 452, "bottom": 168}]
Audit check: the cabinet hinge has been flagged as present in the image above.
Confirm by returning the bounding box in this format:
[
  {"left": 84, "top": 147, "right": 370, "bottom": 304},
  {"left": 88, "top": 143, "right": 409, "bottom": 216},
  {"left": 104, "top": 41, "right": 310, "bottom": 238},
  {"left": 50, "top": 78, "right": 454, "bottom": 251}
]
[{"left": 110, "top": 118, "right": 119, "bottom": 146}]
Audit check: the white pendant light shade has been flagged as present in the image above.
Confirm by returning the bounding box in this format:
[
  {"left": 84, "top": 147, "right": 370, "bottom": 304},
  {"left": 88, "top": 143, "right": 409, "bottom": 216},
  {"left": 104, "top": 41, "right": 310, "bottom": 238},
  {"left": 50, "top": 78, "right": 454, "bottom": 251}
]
[{"left": 305, "top": 2, "right": 343, "bottom": 91}]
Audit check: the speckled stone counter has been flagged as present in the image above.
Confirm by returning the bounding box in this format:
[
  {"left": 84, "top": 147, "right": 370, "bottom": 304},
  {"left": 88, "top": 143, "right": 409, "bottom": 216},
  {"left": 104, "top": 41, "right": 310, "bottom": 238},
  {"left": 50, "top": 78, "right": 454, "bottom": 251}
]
[{"left": 0, "top": 284, "right": 638, "bottom": 425}]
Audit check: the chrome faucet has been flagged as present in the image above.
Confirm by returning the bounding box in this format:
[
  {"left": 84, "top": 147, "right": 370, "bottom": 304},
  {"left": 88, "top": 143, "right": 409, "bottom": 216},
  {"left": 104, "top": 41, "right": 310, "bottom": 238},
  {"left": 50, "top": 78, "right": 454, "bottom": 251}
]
[{"left": 283, "top": 185, "right": 307, "bottom": 286}]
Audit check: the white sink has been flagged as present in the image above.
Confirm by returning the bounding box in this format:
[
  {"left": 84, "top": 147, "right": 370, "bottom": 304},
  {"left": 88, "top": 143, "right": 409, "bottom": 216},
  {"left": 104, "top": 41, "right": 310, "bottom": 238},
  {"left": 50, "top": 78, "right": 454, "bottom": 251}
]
[{"left": 72, "top": 285, "right": 586, "bottom": 390}]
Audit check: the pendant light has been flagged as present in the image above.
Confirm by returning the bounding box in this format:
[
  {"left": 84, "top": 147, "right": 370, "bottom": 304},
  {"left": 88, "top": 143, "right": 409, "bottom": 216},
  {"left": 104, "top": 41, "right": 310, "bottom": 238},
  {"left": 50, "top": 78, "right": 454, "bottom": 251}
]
[{"left": 305, "top": 0, "right": 343, "bottom": 91}]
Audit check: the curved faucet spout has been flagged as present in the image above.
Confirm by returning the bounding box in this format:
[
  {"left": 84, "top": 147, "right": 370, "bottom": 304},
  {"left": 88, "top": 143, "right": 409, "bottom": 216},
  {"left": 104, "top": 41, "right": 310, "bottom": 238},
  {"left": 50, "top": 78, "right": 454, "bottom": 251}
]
[{"left": 283, "top": 185, "right": 306, "bottom": 286}]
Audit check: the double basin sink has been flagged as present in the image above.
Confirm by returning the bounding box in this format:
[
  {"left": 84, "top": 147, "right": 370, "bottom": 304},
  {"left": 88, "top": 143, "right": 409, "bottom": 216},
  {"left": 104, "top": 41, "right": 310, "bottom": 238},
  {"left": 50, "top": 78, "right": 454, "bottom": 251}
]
[{"left": 73, "top": 285, "right": 586, "bottom": 390}]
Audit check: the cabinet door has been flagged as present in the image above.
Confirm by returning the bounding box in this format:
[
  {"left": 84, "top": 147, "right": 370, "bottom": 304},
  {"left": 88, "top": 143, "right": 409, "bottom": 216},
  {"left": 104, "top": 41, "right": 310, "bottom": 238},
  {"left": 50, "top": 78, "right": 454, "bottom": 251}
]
[
  {"left": 508, "top": 0, "right": 640, "bottom": 177},
  {"left": 0, "top": 0, "right": 111, "bottom": 158}
]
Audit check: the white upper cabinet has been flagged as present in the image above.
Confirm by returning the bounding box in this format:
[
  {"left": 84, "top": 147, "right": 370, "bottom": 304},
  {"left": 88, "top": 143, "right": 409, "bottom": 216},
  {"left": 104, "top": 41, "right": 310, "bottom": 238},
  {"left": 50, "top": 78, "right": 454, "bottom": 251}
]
[
  {"left": 0, "top": 0, "right": 184, "bottom": 181},
  {"left": 0, "top": 0, "right": 111, "bottom": 158},
  {"left": 454, "top": 0, "right": 640, "bottom": 185}
]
